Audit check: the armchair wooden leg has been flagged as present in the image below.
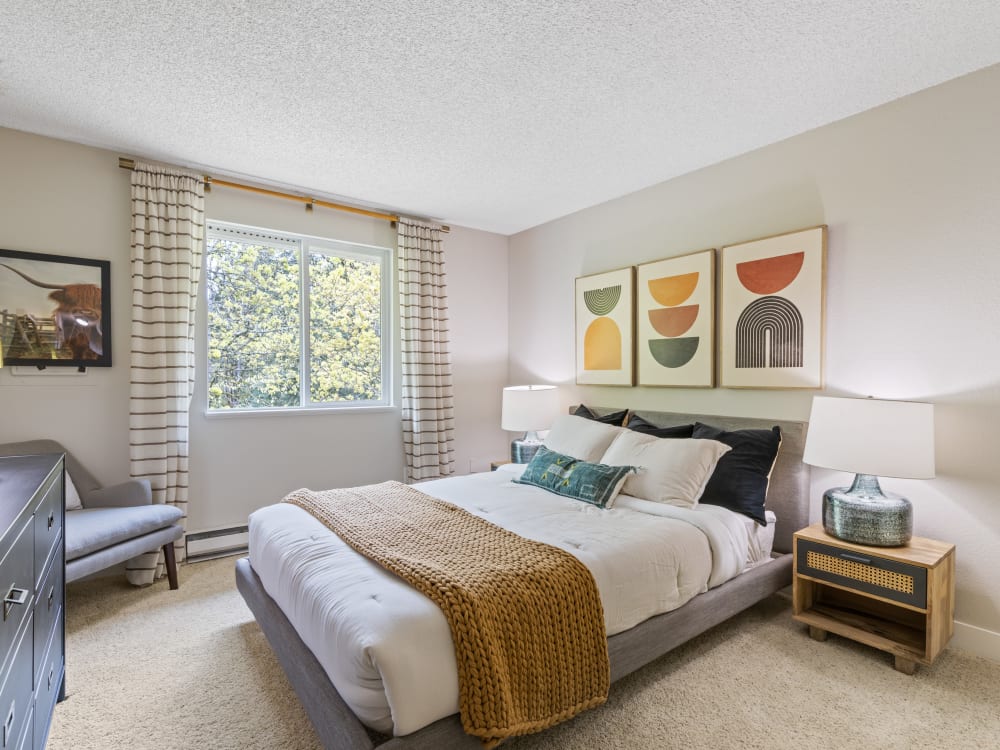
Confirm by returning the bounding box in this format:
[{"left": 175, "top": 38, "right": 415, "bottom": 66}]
[{"left": 163, "top": 542, "right": 179, "bottom": 590}]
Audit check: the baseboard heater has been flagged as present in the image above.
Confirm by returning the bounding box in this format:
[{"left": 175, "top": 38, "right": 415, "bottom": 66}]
[{"left": 185, "top": 525, "right": 249, "bottom": 562}]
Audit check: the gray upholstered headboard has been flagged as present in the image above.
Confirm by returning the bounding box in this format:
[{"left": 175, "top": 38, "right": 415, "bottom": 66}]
[{"left": 573, "top": 407, "right": 809, "bottom": 554}]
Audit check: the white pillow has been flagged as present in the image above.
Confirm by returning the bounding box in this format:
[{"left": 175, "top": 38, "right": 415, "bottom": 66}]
[
  {"left": 64, "top": 472, "right": 83, "bottom": 511},
  {"left": 542, "top": 414, "right": 623, "bottom": 462},
  {"left": 599, "top": 431, "right": 731, "bottom": 508}
]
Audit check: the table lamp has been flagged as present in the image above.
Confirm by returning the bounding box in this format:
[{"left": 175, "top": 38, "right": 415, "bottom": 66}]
[
  {"left": 803, "top": 396, "right": 935, "bottom": 546},
  {"left": 501, "top": 385, "right": 559, "bottom": 463}
]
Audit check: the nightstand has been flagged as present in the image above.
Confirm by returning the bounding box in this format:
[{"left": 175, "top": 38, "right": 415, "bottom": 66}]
[
  {"left": 490, "top": 460, "right": 512, "bottom": 471},
  {"left": 792, "top": 523, "right": 955, "bottom": 674}
]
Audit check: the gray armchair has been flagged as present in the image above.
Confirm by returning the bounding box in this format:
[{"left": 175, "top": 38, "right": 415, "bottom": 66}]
[{"left": 0, "top": 440, "right": 183, "bottom": 589}]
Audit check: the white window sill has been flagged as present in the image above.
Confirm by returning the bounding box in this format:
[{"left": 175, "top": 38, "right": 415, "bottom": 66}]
[{"left": 204, "top": 404, "right": 397, "bottom": 419}]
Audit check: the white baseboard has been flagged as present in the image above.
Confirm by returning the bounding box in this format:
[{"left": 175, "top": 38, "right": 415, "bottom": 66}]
[
  {"left": 185, "top": 525, "right": 249, "bottom": 562},
  {"left": 951, "top": 620, "right": 1000, "bottom": 663}
]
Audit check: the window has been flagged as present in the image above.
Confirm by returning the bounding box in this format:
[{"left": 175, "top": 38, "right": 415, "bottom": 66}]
[{"left": 205, "top": 221, "right": 391, "bottom": 411}]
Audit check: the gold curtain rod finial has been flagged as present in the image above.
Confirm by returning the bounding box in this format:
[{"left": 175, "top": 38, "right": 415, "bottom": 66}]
[{"left": 306, "top": 199, "right": 315, "bottom": 212}]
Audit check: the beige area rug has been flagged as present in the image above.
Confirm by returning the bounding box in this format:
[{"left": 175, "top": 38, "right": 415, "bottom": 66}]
[{"left": 50, "top": 558, "right": 1000, "bottom": 750}]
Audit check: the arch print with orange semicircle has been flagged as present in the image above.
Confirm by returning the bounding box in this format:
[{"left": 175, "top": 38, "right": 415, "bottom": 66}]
[{"left": 719, "top": 226, "right": 826, "bottom": 389}]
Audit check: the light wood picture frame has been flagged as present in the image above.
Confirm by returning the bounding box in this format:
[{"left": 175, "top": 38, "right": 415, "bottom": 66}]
[
  {"left": 575, "top": 266, "right": 634, "bottom": 386},
  {"left": 719, "top": 225, "right": 826, "bottom": 389},
  {"left": 636, "top": 249, "right": 715, "bottom": 387}
]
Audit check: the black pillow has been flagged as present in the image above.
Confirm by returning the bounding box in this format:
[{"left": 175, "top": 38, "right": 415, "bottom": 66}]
[
  {"left": 692, "top": 422, "right": 781, "bottom": 525},
  {"left": 625, "top": 413, "right": 694, "bottom": 438},
  {"left": 574, "top": 405, "right": 628, "bottom": 426}
]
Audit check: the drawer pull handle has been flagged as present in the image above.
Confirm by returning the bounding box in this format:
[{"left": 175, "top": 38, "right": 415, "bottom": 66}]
[
  {"left": 48, "top": 586, "right": 55, "bottom": 611},
  {"left": 2, "top": 700, "right": 12, "bottom": 747},
  {"left": 838, "top": 552, "right": 872, "bottom": 564},
  {"left": 48, "top": 664, "right": 54, "bottom": 692},
  {"left": 48, "top": 510, "right": 55, "bottom": 529},
  {"left": 2, "top": 588, "right": 28, "bottom": 621}
]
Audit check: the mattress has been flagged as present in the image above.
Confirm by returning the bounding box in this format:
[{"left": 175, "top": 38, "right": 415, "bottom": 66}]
[{"left": 248, "top": 467, "right": 774, "bottom": 736}]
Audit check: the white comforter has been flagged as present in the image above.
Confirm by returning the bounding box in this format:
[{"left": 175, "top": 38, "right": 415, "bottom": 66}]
[{"left": 248, "top": 466, "right": 752, "bottom": 736}]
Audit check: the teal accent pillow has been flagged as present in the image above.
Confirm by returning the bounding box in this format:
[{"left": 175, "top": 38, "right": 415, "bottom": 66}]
[{"left": 514, "top": 446, "right": 636, "bottom": 508}]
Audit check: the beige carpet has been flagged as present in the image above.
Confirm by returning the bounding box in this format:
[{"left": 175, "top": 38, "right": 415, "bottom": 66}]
[{"left": 49, "top": 558, "right": 1000, "bottom": 750}]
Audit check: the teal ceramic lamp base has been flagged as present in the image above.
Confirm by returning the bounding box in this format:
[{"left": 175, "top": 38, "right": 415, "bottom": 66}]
[
  {"left": 822, "top": 474, "right": 912, "bottom": 547},
  {"left": 510, "top": 430, "right": 543, "bottom": 464}
]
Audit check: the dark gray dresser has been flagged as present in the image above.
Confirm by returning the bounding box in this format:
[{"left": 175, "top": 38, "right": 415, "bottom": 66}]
[{"left": 0, "top": 454, "right": 66, "bottom": 750}]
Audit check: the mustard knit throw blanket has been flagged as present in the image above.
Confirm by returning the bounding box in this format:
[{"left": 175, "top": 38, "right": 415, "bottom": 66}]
[{"left": 284, "top": 481, "right": 609, "bottom": 747}]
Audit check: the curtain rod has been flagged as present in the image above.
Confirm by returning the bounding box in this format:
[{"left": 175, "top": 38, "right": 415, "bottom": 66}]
[{"left": 118, "top": 157, "right": 450, "bottom": 232}]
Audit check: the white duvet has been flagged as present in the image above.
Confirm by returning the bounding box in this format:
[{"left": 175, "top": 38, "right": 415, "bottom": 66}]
[{"left": 248, "top": 466, "right": 756, "bottom": 736}]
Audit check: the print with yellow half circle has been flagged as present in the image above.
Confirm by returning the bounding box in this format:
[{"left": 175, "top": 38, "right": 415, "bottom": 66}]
[
  {"left": 736, "top": 251, "right": 804, "bottom": 295},
  {"left": 648, "top": 305, "right": 699, "bottom": 337},
  {"left": 584, "top": 317, "right": 621, "bottom": 370},
  {"left": 648, "top": 272, "right": 699, "bottom": 307}
]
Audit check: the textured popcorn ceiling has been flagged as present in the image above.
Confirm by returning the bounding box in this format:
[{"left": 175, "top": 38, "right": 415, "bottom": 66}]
[{"left": 2, "top": 1, "right": 1000, "bottom": 234}]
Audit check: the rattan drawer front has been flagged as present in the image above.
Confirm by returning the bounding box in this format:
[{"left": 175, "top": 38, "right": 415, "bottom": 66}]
[{"left": 796, "top": 539, "right": 927, "bottom": 608}]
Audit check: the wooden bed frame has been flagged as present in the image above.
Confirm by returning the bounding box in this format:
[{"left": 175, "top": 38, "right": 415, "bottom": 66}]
[{"left": 235, "top": 409, "right": 810, "bottom": 749}]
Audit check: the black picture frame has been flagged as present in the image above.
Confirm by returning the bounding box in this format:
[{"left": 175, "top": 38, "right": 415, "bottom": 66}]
[{"left": 0, "top": 248, "right": 112, "bottom": 368}]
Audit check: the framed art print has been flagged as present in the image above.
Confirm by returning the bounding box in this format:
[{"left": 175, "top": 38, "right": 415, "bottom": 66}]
[
  {"left": 0, "top": 248, "right": 112, "bottom": 368},
  {"left": 636, "top": 249, "right": 714, "bottom": 387},
  {"left": 575, "top": 267, "right": 634, "bottom": 386},
  {"left": 719, "top": 225, "right": 826, "bottom": 389}
]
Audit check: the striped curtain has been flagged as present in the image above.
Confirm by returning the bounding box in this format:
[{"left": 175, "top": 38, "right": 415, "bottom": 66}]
[
  {"left": 127, "top": 162, "right": 204, "bottom": 585},
  {"left": 397, "top": 218, "right": 456, "bottom": 481}
]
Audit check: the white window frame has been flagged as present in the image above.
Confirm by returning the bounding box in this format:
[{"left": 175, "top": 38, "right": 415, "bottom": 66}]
[{"left": 204, "top": 220, "right": 393, "bottom": 413}]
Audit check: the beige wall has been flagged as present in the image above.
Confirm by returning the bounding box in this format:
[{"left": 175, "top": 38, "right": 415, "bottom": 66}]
[
  {"left": 0, "top": 130, "right": 132, "bottom": 481},
  {"left": 0, "top": 127, "right": 510, "bottom": 534},
  {"left": 445, "top": 225, "right": 511, "bottom": 474},
  {"left": 509, "top": 64, "right": 1000, "bottom": 658}
]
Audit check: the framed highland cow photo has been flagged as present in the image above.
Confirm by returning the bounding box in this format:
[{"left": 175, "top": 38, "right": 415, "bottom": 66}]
[{"left": 0, "top": 248, "right": 112, "bottom": 368}]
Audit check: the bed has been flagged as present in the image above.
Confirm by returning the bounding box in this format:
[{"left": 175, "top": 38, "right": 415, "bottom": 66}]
[{"left": 235, "top": 408, "right": 810, "bottom": 749}]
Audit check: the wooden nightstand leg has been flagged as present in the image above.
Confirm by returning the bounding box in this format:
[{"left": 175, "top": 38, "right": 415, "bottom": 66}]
[
  {"left": 808, "top": 626, "right": 828, "bottom": 642},
  {"left": 894, "top": 656, "right": 917, "bottom": 675}
]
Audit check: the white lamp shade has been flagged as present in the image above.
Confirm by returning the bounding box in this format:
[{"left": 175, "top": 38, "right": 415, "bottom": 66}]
[
  {"left": 803, "top": 396, "right": 935, "bottom": 479},
  {"left": 501, "top": 385, "right": 559, "bottom": 432}
]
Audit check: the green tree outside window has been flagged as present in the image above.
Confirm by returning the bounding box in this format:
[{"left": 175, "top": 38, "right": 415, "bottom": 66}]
[{"left": 205, "top": 225, "right": 387, "bottom": 410}]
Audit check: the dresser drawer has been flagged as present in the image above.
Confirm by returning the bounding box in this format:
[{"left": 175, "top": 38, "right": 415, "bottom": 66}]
[
  {"left": 0, "top": 616, "right": 33, "bottom": 750},
  {"left": 796, "top": 539, "right": 927, "bottom": 609},
  {"left": 0, "top": 522, "right": 34, "bottom": 676},
  {"left": 33, "top": 617, "right": 63, "bottom": 750},
  {"left": 31, "top": 472, "right": 63, "bottom": 590},
  {"left": 13, "top": 706, "right": 29, "bottom": 750},
  {"left": 32, "top": 550, "right": 63, "bottom": 691}
]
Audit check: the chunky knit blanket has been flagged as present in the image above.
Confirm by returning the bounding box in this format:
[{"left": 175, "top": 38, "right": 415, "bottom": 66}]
[{"left": 284, "top": 481, "right": 609, "bottom": 747}]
